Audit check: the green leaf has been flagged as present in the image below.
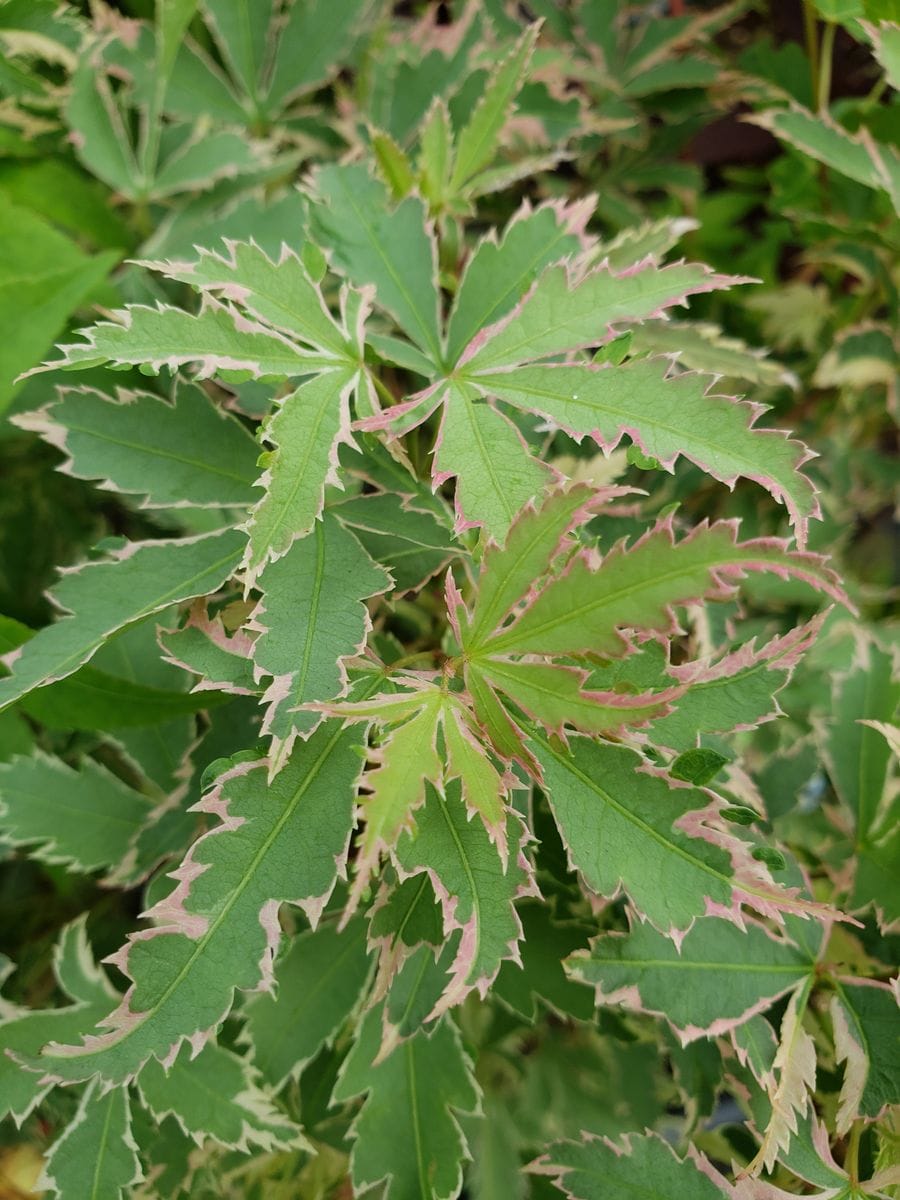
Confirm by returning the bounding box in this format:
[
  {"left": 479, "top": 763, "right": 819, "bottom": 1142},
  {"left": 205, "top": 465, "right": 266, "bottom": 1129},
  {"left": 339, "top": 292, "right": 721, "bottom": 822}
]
[
  {"left": 381, "top": 937, "right": 459, "bottom": 1055},
  {"left": 477, "top": 657, "right": 673, "bottom": 734},
  {"left": 534, "top": 735, "right": 813, "bottom": 934},
  {"left": 445, "top": 199, "right": 587, "bottom": 363},
  {"left": 136, "top": 1039, "right": 304, "bottom": 1151},
  {"left": 243, "top": 367, "right": 363, "bottom": 576},
  {"left": 473, "top": 520, "right": 845, "bottom": 659},
  {"left": 0, "top": 529, "right": 245, "bottom": 712},
  {"left": 449, "top": 24, "right": 539, "bottom": 192},
  {"left": 15, "top": 383, "right": 259, "bottom": 509},
  {"left": 0, "top": 752, "right": 150, "bottom": 877},
  {"left": 251, "top": 513, "right": 390, "bottom": 763},
  {"left": 751, "top": 105, "right": 900, "bottom": 213},
  {"left": 394, "top": 784, "right": 530, "bottom": 1011},
  {"left": 475, "top": 360, "right": 817, "bottom": 540},
  {"left": 143, "top": 241, "right": 352, "bottom": 358},
  {"left": 22, "top": 719, "right": 364, "bottom": 1084},
  {"left": 464, "top": 486, "right": 597, "bottom": 649},
  {"left": 264, "top": 0, "right": 374, "bottom": 110},
  {"left": 242, "top": 916, "right": 372, "bottom": 1089},
  {"left": 40, "top": 300, "right": 325, "bottom": 379},
  {"left": 831, "top": 980, "right": 900, "bottom": 1132},
  {"left": 630, "top": 320, "right": 797, "bottom": 388},
  {"left": 493, "top": 901, "right": 594, "bottom": 1021},
  {"left": 821, "top": 636, "right": 899, "bottom": 842},
  {"left": 40, "top": 1081, "right": 142, "bottom": 1200},
  {"left": 0, "top": 194, "right": 116, "bottom": 411},
  {"left": 434, "top": 383, "right": 552, "bottom": 539},
  {"left": 311, "top": 164, "right": 442, "bottom": 363},
  {"left": 534, "top": 1132, "right": 730, "bottom": 1200},
  {"left": 334, "top": 1006, "right": 480, "bottom": 1200},
  {"left": 158, "top": 608, "right": 258, "bottom": 697},
  {"left": 0, "top": 919, "right": 116, "bottom": 1124},
  {"left": 334, "top": 492, "right": 458, "bottom": 594},
  {"left": 459, "top": 260, "right": 743, "bottom": 371},
  {"left": 569, "top": 917, "right": 816, "bottom": 1038}
]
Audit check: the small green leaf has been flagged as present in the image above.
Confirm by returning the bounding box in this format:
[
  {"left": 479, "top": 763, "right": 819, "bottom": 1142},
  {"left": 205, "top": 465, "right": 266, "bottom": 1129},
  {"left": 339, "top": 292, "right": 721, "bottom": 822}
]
[
  {"left": 40, "top": 1082, "right": 142, "bottom": 1200},
  {"left": 670, "top": 748, "right": 730, "bottom": 786}
]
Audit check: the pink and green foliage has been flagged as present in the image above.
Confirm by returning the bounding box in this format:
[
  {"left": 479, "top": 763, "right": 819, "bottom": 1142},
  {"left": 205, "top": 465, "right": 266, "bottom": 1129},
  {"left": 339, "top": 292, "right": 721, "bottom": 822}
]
[{"left": 0, "top": 3, "right": 897, "bottom": 1199}]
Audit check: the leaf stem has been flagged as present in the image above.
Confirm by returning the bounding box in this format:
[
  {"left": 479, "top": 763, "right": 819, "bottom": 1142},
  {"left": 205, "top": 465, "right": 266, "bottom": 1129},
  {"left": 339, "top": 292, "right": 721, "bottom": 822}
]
[
  {"left": 818, "top": 20, "right": 836, "bottom": 112},
  {"left": 846, "top": 1120, "right": 862, "bottom": 1185}
]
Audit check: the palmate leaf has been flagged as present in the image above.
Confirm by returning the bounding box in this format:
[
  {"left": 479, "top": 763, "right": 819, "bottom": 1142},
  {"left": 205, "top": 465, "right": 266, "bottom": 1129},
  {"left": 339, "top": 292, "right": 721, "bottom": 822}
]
[
  {"left": 0, "top": 529, "right": 245, "bottom": 713},
  {"left": 249, "top": 512, "right": 391, "bottom": 766},
  {"left": 569, "top": 915, "right": 818, "bottom": 1040},
  {"left": 533, "top": 1132, "right": 731, "bottom": 1200},
  {"left": 333, "top": 1004, "right": 480, "bottom": 1200},
  {"left": 19, "top": 719, "right": 365, "bottom": 1085},
  {"left": 314, "top": 164, "right": 816, "bottom": 541},
  {"left": 0, "top": 752, "right": 151, "bottom": 878},
  {"left": 242, "top": 915, "right": 373, "bottom": 1089},
  {"left": 39, "top": 1081, "right": 142, "bottom": 1200},
  {"left": 14, "top": 382, "right": 260, "bottom": 509}
]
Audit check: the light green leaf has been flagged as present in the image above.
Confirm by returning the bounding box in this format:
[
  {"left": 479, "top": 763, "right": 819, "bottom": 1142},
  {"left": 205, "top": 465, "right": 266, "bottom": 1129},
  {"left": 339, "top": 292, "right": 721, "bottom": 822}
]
[
  {"left": 534, "top": 1132, "right": 730, "bottom": 1200},
  {"left": 243, "top": 916, "right": 372, "bottom": 1089},
  {"left": 40, "top": 300, "right": 325, "bottom": 378},
  {"left": 373, "top": 128, "right": 417, "bottom": 198},
  {"left": 202, "top": 0, "right": 274, "bottom": 98},
  {"left": 136, "top": 1039, "right": 304, "bottom": 1151},
  {"left": 0, "top": 529, "right": 245, "bottom": 712},
  {"left": 251, "top": 513, "right": 390, "bottom": 760},
  {"left": 569, "top": 916, "right": 816, "bottom": 1038},
  {"left": 0, "top": 752, "right": 150, "bottom": 877},
  {"left": 446, "top": 200, "right": 587, "bottom": 363},
  {"left": 474, "top": 520, "right": 845, "bottom": 659},
  {"left": 394, "top": 784, "right": 529, "bottom": 1010},
  {"left": 434, "top": 383, "right": 552, "bottom": 540},
  {"left": 15, "top": 383, "right": 259, "bottom": 509},
  {"left": 460, "top": 260, "right": 742, "bottom": 372},
  {"left": 464, "top": 486, "right": 596, "bottom": 649},
  {"left": 449, "top": 24, "right": 539, "bottom": 192},
  {"left": 630, "top": 320, "right": 797, "bottom": 388},
  {"left": 40, "top": 1081, "right": 142, "bottom": 1200},
  {"left": 243, "top": 367, "right": 362, "bottom": 575},
  {"left": 418, "top": 99, "right": 453, "bottom": 207},
  {"left": 475, "top": 359, "right": 816, "bottom": 539},
  {"left": 478, "top": 658, "right": 672, "bottom": 734},
  {"left": 334, "top": 1005, "right": 480, "bottom": 1200},
  {"left": 311, "top": 164, "right": 442, "bottom": 363},
  {"left": 867, "top": 19, "right": 900, "bottom": 88},
  {"left": 22, "top": 719, "right": 364, "bottom": 1084},
  {"left": 143, "top": 241, "right": 352, "bottom": 358},
  {"left": 65, "top": 56, "right": 140, "bottom": 197},
  {"left": 590, "top": 216, "right": 698, "bottom": 271}
]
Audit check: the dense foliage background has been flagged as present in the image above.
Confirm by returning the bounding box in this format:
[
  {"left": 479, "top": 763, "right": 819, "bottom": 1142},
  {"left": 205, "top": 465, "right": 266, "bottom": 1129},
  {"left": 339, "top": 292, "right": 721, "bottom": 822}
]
[{"left": 0, "top": 1, "right": 897, "bottom": 1197}]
